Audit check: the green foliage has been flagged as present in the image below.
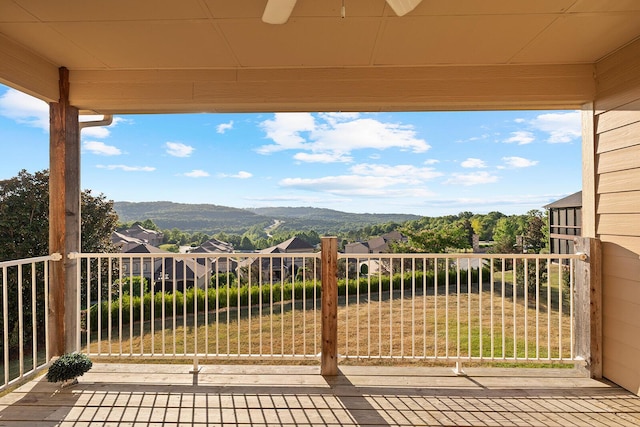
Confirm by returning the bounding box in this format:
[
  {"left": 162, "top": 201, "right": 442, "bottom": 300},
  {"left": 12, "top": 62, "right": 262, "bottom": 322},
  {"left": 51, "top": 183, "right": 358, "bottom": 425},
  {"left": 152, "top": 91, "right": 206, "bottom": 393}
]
[
  {"left": 116, "top": 276, "right": 149, "bottom": 296},
  {"left": 491, "top": 210, "right": 547, "bottom": 255},
  {"left": 524, "top": 210, "right": 548, "bottom": 253},
  {"left": 46, "top": 353, "right": 92, "bottom": 383},
  {"left": 158, "top": 243, "right": 179, "bottom": 253},
  {"left": 394, "top": 219, "right": 471, "bottom": 253},
  {"left": 492, "top": 217, "right": 522, "bottom": 253},
  {"left": 0, "top": 169, "right": 118, "bottom": 354},
  {"left": 514, "top": 259, "right": 548, "bottom": 297},
  {"left": 0, "top": 169, "right": 49, "bottom": 260},
  {"left": 210, "top": 272, "right": 237, "bottom": 288}
]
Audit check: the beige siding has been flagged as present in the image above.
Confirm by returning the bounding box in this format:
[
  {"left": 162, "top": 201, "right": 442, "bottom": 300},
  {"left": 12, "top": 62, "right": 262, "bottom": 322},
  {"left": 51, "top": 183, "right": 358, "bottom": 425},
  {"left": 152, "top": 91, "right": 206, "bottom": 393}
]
[{"left": 593, "top": 38, "right": 640, "bottom": 394}]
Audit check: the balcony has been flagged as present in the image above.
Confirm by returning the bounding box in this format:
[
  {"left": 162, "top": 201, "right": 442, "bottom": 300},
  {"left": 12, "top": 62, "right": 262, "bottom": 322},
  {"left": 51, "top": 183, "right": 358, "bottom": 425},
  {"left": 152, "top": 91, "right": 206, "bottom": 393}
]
[
  {"left": 2, "top": 363, "right": 639, "bottom": 426},
  {"left": 2, "top": 238, "right": 638, "bottom": 425}
]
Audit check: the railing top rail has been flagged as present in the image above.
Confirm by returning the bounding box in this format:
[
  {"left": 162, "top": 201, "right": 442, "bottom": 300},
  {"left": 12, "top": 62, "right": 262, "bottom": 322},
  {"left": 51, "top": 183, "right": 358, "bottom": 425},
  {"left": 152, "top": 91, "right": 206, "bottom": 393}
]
[
  {"left": 68, "top": 251, "right": 322, "bottom": 259},
  {"left": 338, "top": 252, "right": 586, "bottom": 260},
  {"left": 0, "top": 252, "right": 62, "bottom": 268}
]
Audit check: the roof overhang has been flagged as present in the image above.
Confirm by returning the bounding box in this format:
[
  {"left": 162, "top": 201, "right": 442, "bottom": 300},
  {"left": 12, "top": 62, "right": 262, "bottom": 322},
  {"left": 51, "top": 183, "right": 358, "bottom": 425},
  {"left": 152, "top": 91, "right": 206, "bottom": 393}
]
[{"left": 1, "top": 0, "right": 639, "bottom": 113}]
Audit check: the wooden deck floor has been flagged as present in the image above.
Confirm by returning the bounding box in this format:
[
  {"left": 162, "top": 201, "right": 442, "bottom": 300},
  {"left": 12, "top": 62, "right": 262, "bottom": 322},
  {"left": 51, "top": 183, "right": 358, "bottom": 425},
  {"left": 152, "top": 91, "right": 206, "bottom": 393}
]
[{"left": 0, "top": 363, "right": 639, "bottom": 426}]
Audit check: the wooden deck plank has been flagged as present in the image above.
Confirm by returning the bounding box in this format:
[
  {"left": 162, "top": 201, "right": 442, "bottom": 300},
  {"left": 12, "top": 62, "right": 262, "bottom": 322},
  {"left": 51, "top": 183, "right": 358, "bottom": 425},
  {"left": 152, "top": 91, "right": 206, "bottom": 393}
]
[{"left": 0, "top": 363, "right": 639, "bottom": 426}]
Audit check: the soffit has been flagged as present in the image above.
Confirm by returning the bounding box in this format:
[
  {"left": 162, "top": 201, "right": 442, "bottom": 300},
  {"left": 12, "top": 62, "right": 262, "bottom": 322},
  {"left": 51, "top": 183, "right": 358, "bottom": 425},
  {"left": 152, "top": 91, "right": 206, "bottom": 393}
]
[{"left": 0, "top": 0, "right": 639, "bottom": 112}]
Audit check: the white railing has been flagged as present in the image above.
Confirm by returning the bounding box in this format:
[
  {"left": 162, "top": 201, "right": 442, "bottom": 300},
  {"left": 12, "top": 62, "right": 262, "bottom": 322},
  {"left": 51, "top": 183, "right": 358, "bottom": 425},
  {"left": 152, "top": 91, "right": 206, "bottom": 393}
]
[
  {"left": 71, "top": 249, "right": 584, "bottom": 369},
  {"left": 338, "top": 253, "right": 581, "bottom": 365},
  {"left": 71, "top": 252, "right": 322, "bottom": 360},
  {"left": 0, "top": 253, "right": 61, "bottom": 392}
]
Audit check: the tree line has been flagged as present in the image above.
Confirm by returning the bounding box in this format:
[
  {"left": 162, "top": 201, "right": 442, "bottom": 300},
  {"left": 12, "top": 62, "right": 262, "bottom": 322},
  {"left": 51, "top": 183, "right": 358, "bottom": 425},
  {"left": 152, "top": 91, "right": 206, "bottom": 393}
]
[{"left": 2, "top": 169, "right": 550, "bottom": 260}]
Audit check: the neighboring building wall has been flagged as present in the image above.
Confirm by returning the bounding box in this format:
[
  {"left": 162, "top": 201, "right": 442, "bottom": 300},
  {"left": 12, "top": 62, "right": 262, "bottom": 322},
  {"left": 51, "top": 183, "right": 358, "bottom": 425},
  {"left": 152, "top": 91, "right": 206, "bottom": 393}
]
[
  {"left": 592, "top": 38, "right": 640, "bottom": 394},
  {"left": 545, "top": 192, "right": 582, "bottom": 260}
]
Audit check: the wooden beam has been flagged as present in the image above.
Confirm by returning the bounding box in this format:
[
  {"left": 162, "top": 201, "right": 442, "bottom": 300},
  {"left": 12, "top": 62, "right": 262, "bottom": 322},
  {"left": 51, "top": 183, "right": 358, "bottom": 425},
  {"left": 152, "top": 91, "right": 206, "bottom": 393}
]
[
  {"left": 69, "top": 64, "right": 595, "bottom": 114},
  {"left": 320, "top": 237, "right": 338, "bottom": 376},
  {"left": 0, "top": 33, "right": 59, "bottom": 102},
  {"left": 49, "top": 67, "right": 80, "bottom": 357},
  {"left": 574, "top": 237, "right": 602, "bottom": 379}
]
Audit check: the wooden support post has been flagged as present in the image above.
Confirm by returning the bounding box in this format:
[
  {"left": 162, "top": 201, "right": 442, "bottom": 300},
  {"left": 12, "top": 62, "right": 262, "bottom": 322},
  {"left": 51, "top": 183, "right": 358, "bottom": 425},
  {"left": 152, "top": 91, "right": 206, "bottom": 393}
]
[
  {"left": 321, "top": 237, "right": 338, "bottom": 376},
  {"left": 49, "top": 67, "right": 80, "bottom": 357},
  {"left": 574, "top": 237, "right": 602, "bottom": 378}
]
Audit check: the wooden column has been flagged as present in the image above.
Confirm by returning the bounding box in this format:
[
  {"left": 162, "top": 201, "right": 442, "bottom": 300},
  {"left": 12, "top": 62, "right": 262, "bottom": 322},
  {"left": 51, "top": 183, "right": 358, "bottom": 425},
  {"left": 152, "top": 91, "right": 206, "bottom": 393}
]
[
  {"left": 574, "top": 237, "right": 602, "bottom": 378},
  {"left": 49, "top": 67, "right": 80, "bottom": 357},
  {"left": 320, "top": 237, "right": 338, "bottom": 376}
]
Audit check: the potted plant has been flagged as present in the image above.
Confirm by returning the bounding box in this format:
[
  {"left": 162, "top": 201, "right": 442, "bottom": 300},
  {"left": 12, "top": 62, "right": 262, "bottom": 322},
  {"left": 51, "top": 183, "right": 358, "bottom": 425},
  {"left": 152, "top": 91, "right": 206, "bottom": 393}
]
[{"left": 46, "top": 353, "right": 93, "bottom": 387}]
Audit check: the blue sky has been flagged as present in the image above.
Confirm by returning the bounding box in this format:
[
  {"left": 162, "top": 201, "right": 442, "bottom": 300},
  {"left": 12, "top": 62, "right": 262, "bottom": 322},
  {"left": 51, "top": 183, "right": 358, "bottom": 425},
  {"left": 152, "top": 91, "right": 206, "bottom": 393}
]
[{"left": 0, "top": 84, "right": 582, "bottom": 216}]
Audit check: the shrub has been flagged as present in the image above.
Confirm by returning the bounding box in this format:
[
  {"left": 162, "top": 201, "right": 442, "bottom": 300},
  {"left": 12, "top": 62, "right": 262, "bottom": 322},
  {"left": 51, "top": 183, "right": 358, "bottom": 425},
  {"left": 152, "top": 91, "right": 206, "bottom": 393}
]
[{"left": 46, "top": 353, "right": 92, "bottom": 383}]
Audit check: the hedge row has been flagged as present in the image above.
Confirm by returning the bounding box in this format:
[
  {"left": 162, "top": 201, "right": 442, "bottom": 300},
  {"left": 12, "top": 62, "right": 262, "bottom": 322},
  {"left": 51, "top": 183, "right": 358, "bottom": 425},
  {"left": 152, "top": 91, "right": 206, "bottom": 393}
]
[{"left": 87, "top": 268, "right": 485, "bottom": 331}]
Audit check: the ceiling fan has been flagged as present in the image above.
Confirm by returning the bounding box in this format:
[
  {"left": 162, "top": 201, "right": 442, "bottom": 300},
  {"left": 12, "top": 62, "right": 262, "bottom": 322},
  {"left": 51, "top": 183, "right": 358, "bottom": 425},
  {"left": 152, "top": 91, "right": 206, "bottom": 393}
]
[{"left": 262, "top": 0, "right": 423, "bottom": 24}]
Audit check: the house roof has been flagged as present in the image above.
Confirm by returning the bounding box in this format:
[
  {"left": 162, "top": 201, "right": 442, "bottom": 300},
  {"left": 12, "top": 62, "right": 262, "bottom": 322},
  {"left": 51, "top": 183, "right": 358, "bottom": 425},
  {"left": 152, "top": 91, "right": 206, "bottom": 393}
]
[
  {"left": 111, "top": 231, "right": 142, "bottom": 245},
  {"left": 544, "top": 191, "right": 582, "bottom": 209},
  {"left": 2, "top": 1, "right": 640, "bottom": 113},
  {"left": 190, "top": 238, "right": 234, "bottom": 253},
  {"left": 124, "top": 243, "right": 169, "bottom": 254},
  {"left": 275, "top": 237, "right": 314, "bottom": 252}
]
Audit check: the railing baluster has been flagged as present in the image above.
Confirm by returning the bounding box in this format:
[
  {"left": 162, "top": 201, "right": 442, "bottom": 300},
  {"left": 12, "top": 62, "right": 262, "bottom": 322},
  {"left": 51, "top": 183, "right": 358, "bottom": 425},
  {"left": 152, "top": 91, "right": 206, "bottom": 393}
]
[
  {"left": 0, "top": 249, "right": 581, "bottom": 381},
  {"left": 3, "top": 266, "right": 10, "bottom": 387},
  {"left": 31, "top": 262, "right": 37, "bottom": 371},
  {"left": 18, "top": 264, "right": 23, "bottom": 377}
]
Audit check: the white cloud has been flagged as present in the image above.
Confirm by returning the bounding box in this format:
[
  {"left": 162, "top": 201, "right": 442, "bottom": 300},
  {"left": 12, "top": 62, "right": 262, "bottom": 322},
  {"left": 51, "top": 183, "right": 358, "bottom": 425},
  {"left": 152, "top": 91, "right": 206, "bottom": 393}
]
[
  {"left": 424, "top": 159, "right": 440, "bottom": 165},
  {"left": 514, "top": 118, "right": 526, "bottom": 123},
  {"left": 280, "top": 175, "right": 435, "bottom": 198},
  {"left": 96, "top": 164, "right": 155, "bottom": 172},
  {"left": 184, "top": 169, "right": 210, "bottom": 178},
  {"left": 257, "top": 113, "right": 430, "bottom": 162},
  {"left": 81, "top": 126, "right": 111, "bottom": 138},
  {"left": 350, "top": 163, "right": 442, "bottom": 181},
  {"left": 457, "top": 134, "right": 490, "bottom": 143},
  {"left": 166, "top": 142, "right": 194, "bottom": 157},
  {"left": 444, "top": 171, "right": 499, "bottom": 186},
  {"left": 504, "top": 131, "right": 535, "bottom": 145},
  {"left": 0, "top": 88, "right": 49, "bottom": 130},
  {"left": 83, "top": 141, "right": 122, "bottom": 156},
  {"left": 530, "top": 111, "right": 581, "bottom": 143},
  {"left": 279, "top": 163, "right": 440, "bottom": 198},
  {"left": 501, "top": 156, "right": 538, "bottom": 168},
  {"left": 0, "top": 89, "right": 127, "bottom": 138},
  {"left": 216, "top": 120, "right": 234, "bottom": 134},
  {"left": 460, "top": 158, "right": 487, "bottom": 168},
  {"left": 293, "top": 152, "right": 353, "bottom": 163},
  {"left": 258, "top": 113, "right": 316, "bottom": 153},
  {"left": 318, "top": 112, "right": 361, "bottom": 125},
  {"left": 219, "top": 171, "right": 253, "bottom": 179},
  {"left": 421, "top": 193, "right": 564, "bottom": 210}
]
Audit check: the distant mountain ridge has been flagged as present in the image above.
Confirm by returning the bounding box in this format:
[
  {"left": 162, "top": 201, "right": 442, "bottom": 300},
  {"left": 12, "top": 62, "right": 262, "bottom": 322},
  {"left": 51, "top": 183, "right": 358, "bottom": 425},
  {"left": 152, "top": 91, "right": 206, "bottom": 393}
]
[{"left": 114, "top": 201, "right": 420, "bottom": 235}]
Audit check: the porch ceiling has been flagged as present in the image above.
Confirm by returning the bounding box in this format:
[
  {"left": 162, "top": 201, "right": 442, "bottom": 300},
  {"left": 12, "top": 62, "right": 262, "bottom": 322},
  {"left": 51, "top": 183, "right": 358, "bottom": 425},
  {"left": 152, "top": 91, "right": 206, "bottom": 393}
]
[{"left": 1, "top": 0, "right": 640, "bottom": 113}]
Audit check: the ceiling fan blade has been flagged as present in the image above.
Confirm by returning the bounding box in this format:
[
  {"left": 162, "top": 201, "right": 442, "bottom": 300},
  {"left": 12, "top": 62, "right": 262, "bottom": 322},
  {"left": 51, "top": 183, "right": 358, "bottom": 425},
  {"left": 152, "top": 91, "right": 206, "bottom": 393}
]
[
  {"left": 262, "top": 0, "right": 298, "bottom": 24},
  {"left": 386, "top": 0, "right": 423, "bottom": 16}
]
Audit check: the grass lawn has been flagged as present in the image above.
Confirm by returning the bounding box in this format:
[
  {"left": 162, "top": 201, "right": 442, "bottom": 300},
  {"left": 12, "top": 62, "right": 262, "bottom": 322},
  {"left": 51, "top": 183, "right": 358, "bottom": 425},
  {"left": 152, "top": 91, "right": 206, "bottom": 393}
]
[{"left": 83, "top": 273, "right": 573, "bottom": 367}]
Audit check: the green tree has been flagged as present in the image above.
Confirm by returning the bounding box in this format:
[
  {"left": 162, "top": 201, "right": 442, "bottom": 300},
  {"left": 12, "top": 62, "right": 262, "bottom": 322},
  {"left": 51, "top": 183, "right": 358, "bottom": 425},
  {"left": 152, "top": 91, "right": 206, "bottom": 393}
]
[
  {"left": 492, "top": 216, "right": 523, "bottom": 254},
  {"left": 238, "top": 236, "right": 255, "bottom": 250},
  {"left": 395, "top": 222, "right": 471, "bottom": 253},
  {"left": 524, "top": 209, "right": 547, "bottom": 253},
  {"left": 0, "top": 169, "right": 119, "bottom": 353},
  {"left": 140, "top": 219, "right": 159, "bottom": 231},
  {"left": 0, "top": 169, "right": 118, "bottom": 260}
]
